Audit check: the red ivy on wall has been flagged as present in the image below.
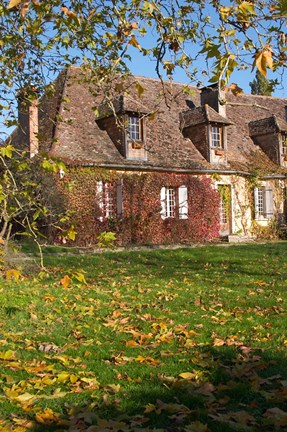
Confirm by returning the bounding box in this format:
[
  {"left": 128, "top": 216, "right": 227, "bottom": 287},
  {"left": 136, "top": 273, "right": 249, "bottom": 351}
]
[
  {"left": 57, "top": 170, "right": 220, "bottom": 246},
  {"left": 118, "top": 173, "right": 220, "bottom": 245}
]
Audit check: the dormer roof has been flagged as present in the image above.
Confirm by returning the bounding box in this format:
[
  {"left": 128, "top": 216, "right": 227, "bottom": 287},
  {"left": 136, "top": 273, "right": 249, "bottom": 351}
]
[
  {"left": 249, "top": 115, "right": 287, "bottom": 137},
  {"left": 96, "top": 95, "right": 150, "bottom": 120},
  {"left": 180, "top": 104, "right": 234, "bottom": 130}
]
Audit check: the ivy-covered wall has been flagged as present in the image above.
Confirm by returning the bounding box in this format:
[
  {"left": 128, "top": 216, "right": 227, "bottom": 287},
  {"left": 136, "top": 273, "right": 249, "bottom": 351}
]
[{"left": 55, "top": 168, "right": 220, "bottom": 246}]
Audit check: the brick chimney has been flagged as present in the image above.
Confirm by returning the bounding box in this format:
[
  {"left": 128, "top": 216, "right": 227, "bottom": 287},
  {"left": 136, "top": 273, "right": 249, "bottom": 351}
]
[
  {"left": 200, "top": 83, "right": 226, "bottom": 117},
  {"left": 18, "top": 87, "right": 39, "bottom": 158}
]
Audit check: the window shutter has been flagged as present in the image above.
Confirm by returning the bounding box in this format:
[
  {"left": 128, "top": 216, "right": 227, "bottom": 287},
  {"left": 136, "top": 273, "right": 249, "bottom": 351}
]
[
  {"left": 254, "top": 187, "right": 259, "bottom": 220},
  {"left": 160, "top": 187, "right": 166, "bottom": 219},
  {"left": 178, "top": 185, "right": 188, "bottom": 219},
  {"left": 264, "top": 187, "right": 274, "bottom": 219},
  {"left": 117, "top": 179, "right": 123, "bottom": 218},
  {"left": 96, "top": 181, "right": 104, "bottom": 221}
]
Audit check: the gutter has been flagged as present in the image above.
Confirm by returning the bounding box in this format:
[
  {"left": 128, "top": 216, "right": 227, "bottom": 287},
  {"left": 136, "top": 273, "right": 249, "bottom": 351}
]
[
  {"left": 261, "top": 174, "right": 287, "bottom": 179},
  {"left": 70, "top": 162, "right": 257, "bottom": 177}
]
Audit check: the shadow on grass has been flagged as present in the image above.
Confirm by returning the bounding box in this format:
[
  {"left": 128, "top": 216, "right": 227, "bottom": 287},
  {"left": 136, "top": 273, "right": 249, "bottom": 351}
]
[
  {"left": 26, "top": 344, "right": 287, "bottom": 432},
  {"left": 43, "top": 242, "right": 287, "bottom": 284}
]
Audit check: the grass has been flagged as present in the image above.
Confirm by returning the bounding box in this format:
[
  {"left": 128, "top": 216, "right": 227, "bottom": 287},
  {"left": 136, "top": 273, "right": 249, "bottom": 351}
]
[{"left": 1, "top": 242, "right": 287, "bottom": 431}]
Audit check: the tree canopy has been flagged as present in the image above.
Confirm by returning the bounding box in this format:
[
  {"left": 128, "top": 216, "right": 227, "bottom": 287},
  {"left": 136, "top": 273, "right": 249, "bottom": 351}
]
[
  {"left": 249, "top": 69, "right": 276, "bottom": 96},
  {"left": 0, "top": 0, "right": 286, "bottom": 261},
  {"left": 0, "top": 0, "right": 286, "bottom": 134}
]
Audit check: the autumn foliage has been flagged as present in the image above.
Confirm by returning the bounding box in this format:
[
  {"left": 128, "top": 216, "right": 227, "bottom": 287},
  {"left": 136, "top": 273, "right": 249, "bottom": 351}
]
[{"left": 56, "top": 170, "right": 220, "bottom": 246}]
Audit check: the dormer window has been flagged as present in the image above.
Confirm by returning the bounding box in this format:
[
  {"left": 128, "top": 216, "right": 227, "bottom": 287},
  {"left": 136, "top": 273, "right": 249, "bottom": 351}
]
[
  {"left": 280, "top": 134, "right": 287, "bottom": 156},
  {"left": 126, "top": 113, "right": 147, "bottom": 160},
  {"left": 128, "top": 116, "right": 143, "bottom": 142},
  {"left": 211, "top": 125, "right": 223, "bottom": 149}
]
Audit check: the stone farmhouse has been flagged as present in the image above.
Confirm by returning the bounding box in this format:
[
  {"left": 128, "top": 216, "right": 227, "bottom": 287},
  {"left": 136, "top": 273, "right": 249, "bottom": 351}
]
[{"left": 11, "top": 67, "right": 287, "bottom": 245}]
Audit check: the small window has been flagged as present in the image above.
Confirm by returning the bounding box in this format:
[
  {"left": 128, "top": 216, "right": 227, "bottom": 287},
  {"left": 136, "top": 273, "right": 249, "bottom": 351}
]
[
  {"left": 211, "top": 125, "right": 223, "bottom": 148},
  {"left": 96, "top": 182, "right": 114, "bottom": 221},
  {"left": 166, "top": 187, "right": 176, "bottom": 218},
  {"left": 280, "top": 134, "right": 287, "bottom": 155},
  {"left": 160, "top": 186, "right": 188, "bottom": 219},
  {"left": 97, "top": 180, "right": 123, "bottom": 221},
  {"left": 254, "top": 186, "right": 274, "bottom": 220},
  {"left": 128, "top": 116, "right": 143, "bottom": 141}
]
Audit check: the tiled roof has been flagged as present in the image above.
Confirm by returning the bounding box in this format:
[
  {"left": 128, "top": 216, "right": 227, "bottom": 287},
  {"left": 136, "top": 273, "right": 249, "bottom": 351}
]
[
  {"left": 180, "top": 104, "right": 234, "bottom": 129},
  {"left": 13, "top": 67, "right": 287, "bottom": 175},
  {"left": 249, "top": 115, "right": 287, "bottom": 137}
]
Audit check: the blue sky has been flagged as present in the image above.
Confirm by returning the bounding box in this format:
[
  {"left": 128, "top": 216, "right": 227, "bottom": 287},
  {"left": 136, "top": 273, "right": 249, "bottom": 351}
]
[{"left": 128, "top": 54, "right": 286, "bottom": 98}]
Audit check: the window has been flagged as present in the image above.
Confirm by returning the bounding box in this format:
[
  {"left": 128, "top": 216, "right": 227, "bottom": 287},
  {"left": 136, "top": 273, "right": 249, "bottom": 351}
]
[
  {"left": 160, "top": 186, "right": 188, "bottom": 219},
  {"left": 218, "top": 185, "right": 231, "bottom": 225},
  {"left": 254, "top": 186, "right": 274, "bottom": 220},
  {"left": 128, "top": 116, "right": 143, "bottom": 141},
  {"left": 219, "top": 195, "right": 228, "bottom": 224},
  {"left": 280, "top": 134, "right": 287, "bottom": 155},
  {"left": 211, "top": 125, "right": 223, "bottom": 148},
  {"left": 96, "top": 180, "right": 123, "bottom": 221}
]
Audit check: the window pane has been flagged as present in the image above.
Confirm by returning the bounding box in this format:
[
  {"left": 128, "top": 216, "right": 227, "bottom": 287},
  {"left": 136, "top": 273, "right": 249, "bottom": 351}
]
[
  {"left": 281, "top": 134, "right": 287, "bottom": 155},
  {"left": 103, "top": 183, "right": 114, "bottom": 218},
  {"left": 211, "top": 126, "right": 222, "bottom": 148},
  {"left": 97, "top": 181, "right": 115, "bottom": 220},
  {"left": 128, "top": 116, "right": 140, "bottom": 140},
  {"left": 257, "top": 187, "right": 264, "bottom": 217},
  {"left": 166, "top": 187, "right": 175, "bottom": 218},
  {"left": 219, "top": 195, "right": 227, "bottom": 224},
  {"left": 178, "top": 185, "right": 188, "bottom": 219}
]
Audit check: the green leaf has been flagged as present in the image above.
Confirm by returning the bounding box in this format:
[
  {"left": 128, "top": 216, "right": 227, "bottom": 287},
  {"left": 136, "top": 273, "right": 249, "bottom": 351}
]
[
  {"left": 0, "top": 145, "right": 13, "bottom": 158},
  {"left": 239, "top": 2, "right": 256, "bottom": 15}
]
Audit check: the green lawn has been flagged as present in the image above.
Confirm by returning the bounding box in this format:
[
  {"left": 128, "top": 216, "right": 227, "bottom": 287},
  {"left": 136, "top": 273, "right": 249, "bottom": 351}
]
[{"left": 1, "top": 242, "right": 287, "bottom": 431}]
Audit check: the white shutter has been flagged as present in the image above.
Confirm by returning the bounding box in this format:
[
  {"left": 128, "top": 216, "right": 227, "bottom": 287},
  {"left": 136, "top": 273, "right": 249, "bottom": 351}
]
[
  {"left": 117, "top": 179, "right": 123, "bottom": 218},
  {"left": 160, "top": 187, "right": 166, "bottom": 219},
  {"left": 264, "top": 187, "right": 274, "bottom": 219},
  {"left": 254, "top": 187, "right": 259, "bottom": 220},
  {"left": 178, "top": 185, "right": 188, "bottom": 219},
  {"left": 96, "top": 181, "right": 104, "bottom": 221}
]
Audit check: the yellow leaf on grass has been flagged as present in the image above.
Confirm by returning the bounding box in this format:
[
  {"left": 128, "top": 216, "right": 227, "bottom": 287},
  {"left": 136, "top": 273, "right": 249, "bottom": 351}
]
[
  {"left": 0, "top": 350, "right": 16, "bottom": 360},
  {"left": 57, "top": 372, "right": 70, "bottom": 383},
  {"left": 213, "top": 337, "right": 225, "bottom": 346},
  {"left": 107, "top": 384, "right": 121, "bottom": 393},
  {"left": 184, "top": 421, "right": 208, "bottom": 432},
  {"left": 144, "top": 403, "right": 156, "bottom": 413},
  {"left": 179, "top": 372, "right": 195, "bottom": 380},
  {"left": 43, "top": 388, "right": 67, "bottom": 399},
  {"left": 135, "top": 356, "right": 160, "bottom": 366},
  {"left": 70, "top": 374, "right": 78, "bottom": 384},
  {"left": 60, "top": 275, "right": 72, "bottom": 288},
  {"left": 35, "top": 408, "right": 60, "bottom": 424},
  {"left": 12, "top": 417, "right": 35, "bottom": 428},
  {"left": 5, "top": 269, "right": 22, "bottom": 281},
  {"left": 15, "top": 393, "right": 37, "bottom": 404},
  {"left": 126, "top": 340, "right": 139, "bottom": 347}
]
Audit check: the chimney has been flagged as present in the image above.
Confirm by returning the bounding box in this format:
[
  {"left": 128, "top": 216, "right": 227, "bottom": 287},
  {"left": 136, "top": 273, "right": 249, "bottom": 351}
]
[
  {"left": 18, "top": 87, "right": 39, "bottom": 158},
  {"left": 200, "top": 83, "right": 226, "bottom": 117}
]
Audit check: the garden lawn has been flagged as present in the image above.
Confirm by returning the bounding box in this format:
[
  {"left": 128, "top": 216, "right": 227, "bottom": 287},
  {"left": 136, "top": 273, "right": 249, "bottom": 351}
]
[{"left": 1, "top": 242, "right": 287, "bottom": 431}]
